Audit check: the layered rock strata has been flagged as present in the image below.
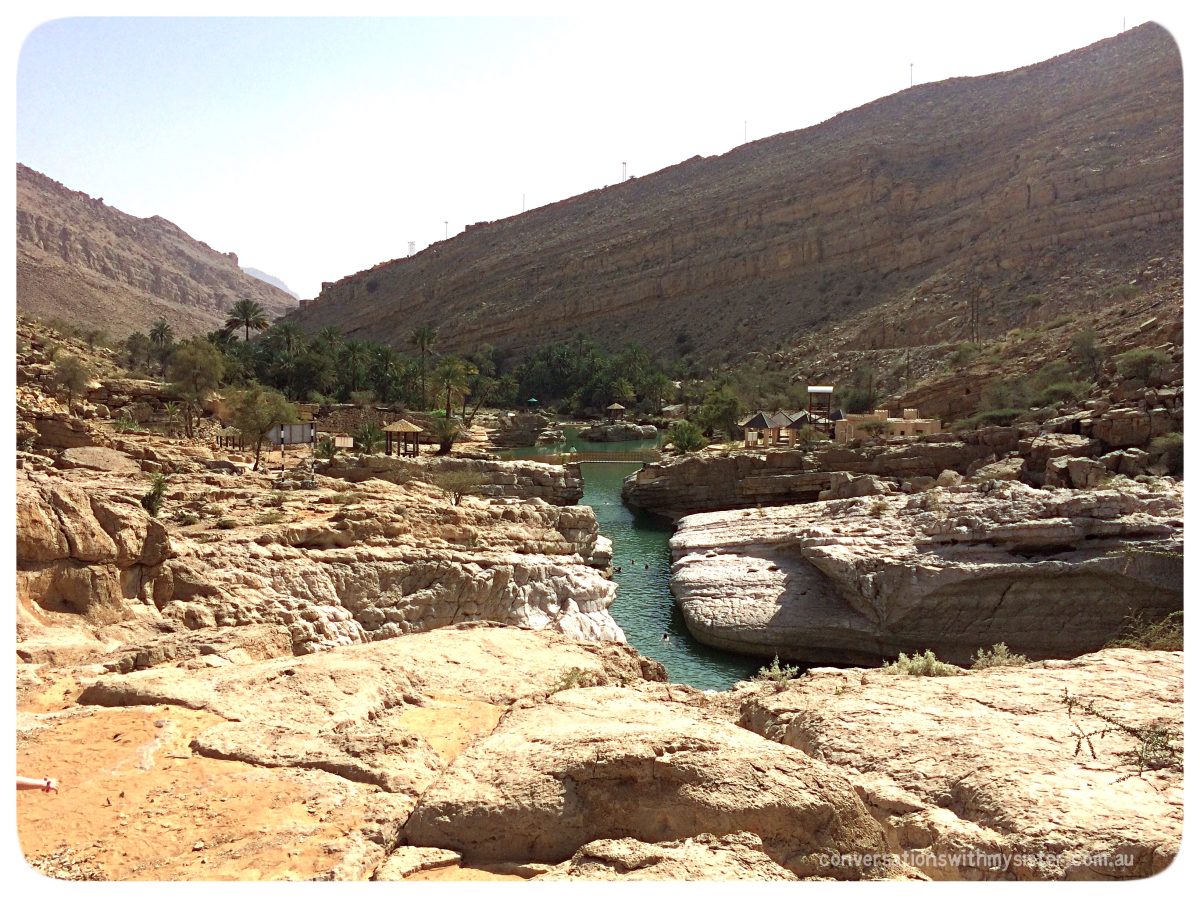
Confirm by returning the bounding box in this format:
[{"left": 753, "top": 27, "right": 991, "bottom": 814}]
[
  {"left": 289, "top": 26, "right": 1180, "bottom": 365},
  {"left": 623, "top": 441, "right": 991, "bottom": 519},
  {"left": 17, "top": 463, "right": 623, "bottom": 657},
  {"left": 323, "top": 454, "right": 584, "bottom": 505},
  {"left": 17, "top": 164, "right": 295, "bottom": 337},
  {"left": 669, "top": 480, "right": 1182, "bottom": 664}
]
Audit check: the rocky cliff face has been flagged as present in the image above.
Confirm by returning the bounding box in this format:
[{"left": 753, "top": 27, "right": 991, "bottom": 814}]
[
  {"left": 669, "top": 480, "right": 1182, "bottom": 665},
  {"left": 622, "top": 441, "right": 994, "bottom": 519},
  {"left": 16, "top": 164, "right": 295, "bottom": 337},
  {"left": 17, "top": 461, "right": 623, "bottom": 656},
  {"left": 289, "top": 25, "right": 1180, "bottom": 364}
]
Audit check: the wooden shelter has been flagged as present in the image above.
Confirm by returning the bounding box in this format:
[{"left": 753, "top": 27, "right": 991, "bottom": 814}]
[
  {"left": 606, "top": 402, "right": 626, "bottom": 423},
  {"left": 739, "top": 411, "right": 772, "bottom": 447},
  {"left": 216, "top": 425, "right": 246, "bottom": 451},
  {"left": 383, "top": 419, "right": 423, "bottom": 456}
]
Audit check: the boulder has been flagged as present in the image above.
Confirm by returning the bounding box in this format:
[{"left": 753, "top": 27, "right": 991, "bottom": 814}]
[
  {"left": 535, "top": 832, "right": 799, "bottom": 881},
  {"left": 818, "top": 471, "right": 892, "bottom": 500},
  {"left": 56, "top": 446, "right": 142, "bottom": 474},
  {"left": 403, "top": 685, "right": 890, "bottom": 878},
  {"left": 669, "top": 481, "right": 1182, "bottom": 665},
  {"left": 1019, "top": 433, "right": 1098, "bottom": 485},
  {"left": 738, "top": 649, "right": 1182, "bottom": 879}
]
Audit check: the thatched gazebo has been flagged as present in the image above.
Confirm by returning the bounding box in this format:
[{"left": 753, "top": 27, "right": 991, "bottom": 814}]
[
  {"left": 383, "top": 419, "right": 423, "bottom": 457},
  {"left": 606, "top": 402, "right": 626, "bottom": 423}
]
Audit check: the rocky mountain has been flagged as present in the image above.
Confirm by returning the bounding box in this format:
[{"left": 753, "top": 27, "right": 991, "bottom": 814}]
[
  {"left": 242, "top": 266, "right": 300, "bottom": 299},
  {"left": 288, "top": 24, "right": 1180, "bottom": 366},
  {"left": 16, "top": 164, "right": 296, "bottom": 338}
]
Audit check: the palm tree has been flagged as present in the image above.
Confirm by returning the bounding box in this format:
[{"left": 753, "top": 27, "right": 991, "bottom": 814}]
[
  {"left": 409, "top": 324, "right": 438, "bottom": 409},
  {"left": 270, "top": 321, "right": 304, "bottom": 357},
  {"left": 224, "top": 299, "right": 270, "bottom": 342},
  {"left": 149, "top": 318, "right": 175, "bottom": 376},
  {"left": 434, "top": 356, "right": 477, "bottom": 419},
  {"left": 338, "top": 341, "right": 371, "bottom": 397},
  {"left": 315, "top": 326, "right": 343, "bottom": 355},
  {"left": 149, "top": 317, "right": 174, "bottom": 349}
]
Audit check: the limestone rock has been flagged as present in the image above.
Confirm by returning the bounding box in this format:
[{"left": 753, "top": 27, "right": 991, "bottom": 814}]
[
  {"left": 1018, "top": 433, "right": 1098, "bottom": 485},
  {"left": 577, "top": 423, "right": 658, "bottom": 442},
  {"left": 669, "top": 481, "right": 1182, "bottom": 664},
  {"left": 737, "top": 649, "right": 1182, "bottom": 879},
  {"left": 535, "top": 832, "right": 799, "bottom": 881},
  {"left": 99, "top": 624, "right": 293, "bottom": 673},
  {"left": 968, "top": 456, "right": 1024, "bottom": 482},
  {"left": 403, "top": 685, "right": 889, "bottom": 878},
  {"left": 818, "top": 471, "right": 893, "bottom": 500},
  {"left": 56, "top": 446, "right": 142, "bottom": 474},
  {"left": 325, "top": 454, "right": 584, "bottom": 506},
  {"left": 623, "top": 442, "right": 992, "bottom": 519},
  {"left": 80, "top": 625, "right": 661, "bottom": 797},
  {"left": 374, "top": 847, "right": 462, "bottom": 881}
]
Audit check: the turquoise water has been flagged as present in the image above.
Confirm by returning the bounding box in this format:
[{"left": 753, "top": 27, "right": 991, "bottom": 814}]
[{"left": 504, "top": 426, "right": 760, "bottom": 691}]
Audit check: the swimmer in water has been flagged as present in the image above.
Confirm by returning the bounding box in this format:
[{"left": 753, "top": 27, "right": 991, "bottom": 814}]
[{"left": 662, "top": 632, "right": 670, "bottom": 642}]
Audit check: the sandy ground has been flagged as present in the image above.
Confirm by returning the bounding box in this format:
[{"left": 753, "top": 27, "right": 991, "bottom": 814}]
[{"left": 16, "top": 689, "right": 515, "bottom": 881}]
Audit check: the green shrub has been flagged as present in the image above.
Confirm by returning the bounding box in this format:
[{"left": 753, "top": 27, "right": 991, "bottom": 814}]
[
  {"left": 314, "top": 436, "right": 338, "bottom": 461},
  {"left": 1114, "top": 348, "right": 1170, "bottom": 385},
  {"left": 353, "top": 421, "right": 384, "bottom": 454},
  {"left": 256, "top": 510, "right": 285, "bottom": 525},
  {"left": 549, "top": 667, "right": 602, "bottom": 694},
  {"left": 1149, "top": 432, "right": 1183, "bottom": 476},
  {"left": 1071, "top": 328, "right": 1103, "bottom": 376},
  {"left": 667, "top": 420, "right": 707, "bottom": 453},
  {"left": 215, "top": 517, "right": 237, "bottom": 530},
  {"left": 971, "top": 643, "right": 1029, "bottom": 669},
  {"left": 1035, "top": 379, "right": 1091, "bottom": 406},
  {"left": 174, "top": 510, "right": 200, "bottom": 526},
  {"left": 1106, "top": 611, "right": 1183, "bottom": 651},
  {"left": 948, "top": 343, "right": 980, "bottom": 367},
  {"left": 430, "top": 468, "right": 486, "bottom": 506},
  {"left": 882, "top": 650, "right": 962, "bottom": 677},
  {"left": 139, "top": 473, "right": 167, "bottom": 518},
  {"left": 755, "top": 655, "right": 802, "bottom": 687},
  {"left": 953, "top": 408, "right": 1025, "bottom": 430},
  {"left": 114, "top": 411, "right": 144, "bottom": 433}
]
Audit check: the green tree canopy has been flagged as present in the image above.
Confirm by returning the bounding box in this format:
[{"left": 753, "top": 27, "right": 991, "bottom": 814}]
[
  {"left": 227, "top": 383, "right": 298, "bottom": 471},
  {"left": 224, "top": 299, "right": 270, "bottom": 342},
  {"left": 52, "top": 354, "right": 91, "bottom": 405},
  {"left": 167, "top": 338, "right": 225, "bottom": 437}
]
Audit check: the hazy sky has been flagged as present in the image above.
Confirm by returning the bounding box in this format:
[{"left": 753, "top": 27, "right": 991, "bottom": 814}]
[{"left": 11, "top": 2, "right": 1191, "bottom": 301}]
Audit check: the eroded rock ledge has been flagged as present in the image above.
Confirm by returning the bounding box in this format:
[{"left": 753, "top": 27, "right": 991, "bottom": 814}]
[
  {"left": 670, "top": 480, "right": 1182, "bottom": 664},
  {"left": 17, "top": 461, "right": 622, "bottom": 658},
  {"left": 734, "top": 648, "right": 1182, "bottom": 880}
]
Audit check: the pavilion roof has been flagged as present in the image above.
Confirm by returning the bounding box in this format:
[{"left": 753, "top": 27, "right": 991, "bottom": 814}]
[
  {"left": 606, "top": 402, "right": 626, "bottom": 411},
  {"left": 739, "top": 411, "right": 772, "bottom": 430},
  {"left": 383, "top": 419, "right": 424, "bottom": 433}
]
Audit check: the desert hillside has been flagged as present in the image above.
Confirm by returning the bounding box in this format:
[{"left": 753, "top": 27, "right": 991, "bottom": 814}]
[
  {"left": 16, "top": 164, "right": 296, "bottom": 338},
  {"left": 287, "top": 23, "right": 1180, "bottom": 366}
]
